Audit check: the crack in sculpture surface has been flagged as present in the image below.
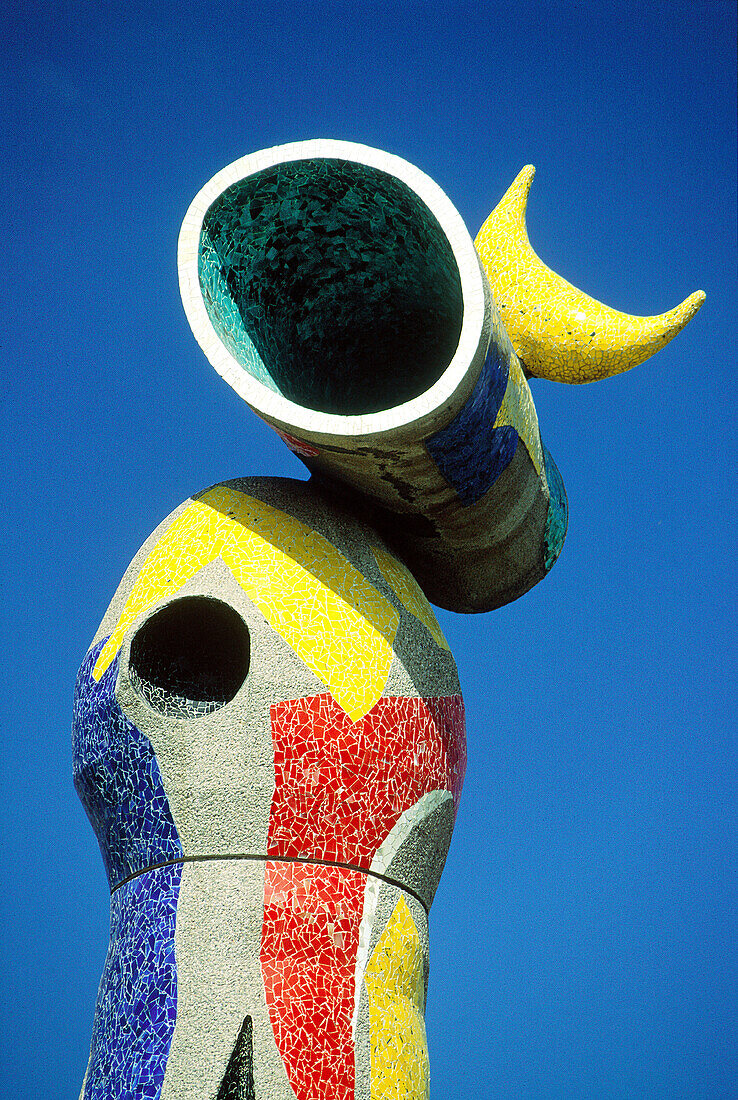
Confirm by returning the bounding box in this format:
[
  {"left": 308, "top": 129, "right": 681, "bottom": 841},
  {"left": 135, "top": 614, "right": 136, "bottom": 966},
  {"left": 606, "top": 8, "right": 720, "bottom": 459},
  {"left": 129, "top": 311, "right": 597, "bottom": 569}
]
[{"left": 73, "top": 140, "right": 703, "bottom": 1099}]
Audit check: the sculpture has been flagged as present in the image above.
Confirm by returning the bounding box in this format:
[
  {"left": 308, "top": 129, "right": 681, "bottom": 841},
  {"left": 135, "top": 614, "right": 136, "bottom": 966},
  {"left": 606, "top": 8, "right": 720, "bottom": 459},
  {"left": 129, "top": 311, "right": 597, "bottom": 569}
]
[{"left": 73, "top": 140, "right": 703, "bottom": 1099}]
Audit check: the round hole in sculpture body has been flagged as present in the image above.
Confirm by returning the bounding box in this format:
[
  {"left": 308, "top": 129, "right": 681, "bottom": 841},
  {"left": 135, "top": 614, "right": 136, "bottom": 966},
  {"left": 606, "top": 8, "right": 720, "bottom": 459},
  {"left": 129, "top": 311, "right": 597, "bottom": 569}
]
[
  {"left": 128, "top": 596, "right": 250, "bottom": 718},
  {"left": 197, "top": 158, "right": 464, "bottom": 416}
]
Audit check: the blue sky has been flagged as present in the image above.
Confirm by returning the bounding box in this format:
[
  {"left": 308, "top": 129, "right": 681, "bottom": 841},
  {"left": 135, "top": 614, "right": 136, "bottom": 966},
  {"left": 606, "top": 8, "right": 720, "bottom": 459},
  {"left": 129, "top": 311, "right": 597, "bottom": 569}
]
[{"left": 2, "top": 2, "right": 735, "bottom": 1097}]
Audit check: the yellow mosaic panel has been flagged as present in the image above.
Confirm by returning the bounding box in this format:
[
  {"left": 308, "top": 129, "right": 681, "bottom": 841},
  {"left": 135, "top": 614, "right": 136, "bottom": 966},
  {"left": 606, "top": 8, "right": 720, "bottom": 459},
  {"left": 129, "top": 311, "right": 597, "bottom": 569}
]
[
  {"left": 475, "top": 164, "right": 705, "bottom": 383},
  {"left": 491, "top": 318, "right": 544, "bottom": 476},
  {"left": 93, "top": 486, "right": 399, "bottom": 721},
  {"left": 371, "top": 547, "right": 450, "bottom": 651},
  {"left": 364, "top": 895, "right": 429, "bottom": 1100}
]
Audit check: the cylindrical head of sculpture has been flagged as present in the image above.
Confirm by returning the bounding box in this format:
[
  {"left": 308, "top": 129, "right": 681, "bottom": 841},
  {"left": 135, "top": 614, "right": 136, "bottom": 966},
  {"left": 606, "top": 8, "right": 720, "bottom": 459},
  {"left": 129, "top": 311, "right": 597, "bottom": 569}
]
[
  {"left": 73, "top": 476, "right": 465, "bottom": 1099},
  {"left": 179, "top": 140, "right": 490, "bottom": 429},
  {"left": 178, "top": 141, "right": 568, "bottom": 613}
]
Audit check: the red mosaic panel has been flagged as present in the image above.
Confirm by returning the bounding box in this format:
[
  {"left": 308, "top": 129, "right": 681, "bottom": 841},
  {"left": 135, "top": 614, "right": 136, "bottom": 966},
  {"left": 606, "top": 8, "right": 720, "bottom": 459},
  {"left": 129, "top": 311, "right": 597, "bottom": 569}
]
[
  {"left": 261, "top": 861, "right": 364, "bottom": 1100},
  {"left": 267, "top": 694, "right": 466, "bottom": 867},
  {"left": 262, "top": 695, "right": 465, "bottom": 1097}
]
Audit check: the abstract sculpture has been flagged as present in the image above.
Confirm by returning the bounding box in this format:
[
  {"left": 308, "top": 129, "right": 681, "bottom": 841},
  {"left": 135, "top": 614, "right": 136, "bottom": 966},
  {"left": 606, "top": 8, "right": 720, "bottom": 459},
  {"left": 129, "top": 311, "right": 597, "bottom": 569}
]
[{"left": 73, "top": 140, "right": 703, "bottom": 1099}]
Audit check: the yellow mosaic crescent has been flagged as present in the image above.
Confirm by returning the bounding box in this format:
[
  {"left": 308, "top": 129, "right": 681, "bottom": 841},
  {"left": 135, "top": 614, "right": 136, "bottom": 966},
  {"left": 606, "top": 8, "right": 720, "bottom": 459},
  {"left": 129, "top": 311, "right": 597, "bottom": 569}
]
[{"left": 475, "top": 165, "right": 705, "bottom": 384}]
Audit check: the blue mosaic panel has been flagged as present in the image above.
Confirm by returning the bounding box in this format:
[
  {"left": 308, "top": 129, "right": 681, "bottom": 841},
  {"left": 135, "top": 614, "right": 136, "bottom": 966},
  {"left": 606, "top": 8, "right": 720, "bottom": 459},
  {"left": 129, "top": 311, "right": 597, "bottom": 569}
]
[
  {"left": 73, "top": 637, "right": 183, "bottom": 889},
  {"left": 426, "top": 338, "right": 518, "bottom": 504},
  {"left": 83, "top": 864, "right": 181, "bottom": 1100},
  {"left": 542, "top": 444, "right": 568, "bottom": 570}
]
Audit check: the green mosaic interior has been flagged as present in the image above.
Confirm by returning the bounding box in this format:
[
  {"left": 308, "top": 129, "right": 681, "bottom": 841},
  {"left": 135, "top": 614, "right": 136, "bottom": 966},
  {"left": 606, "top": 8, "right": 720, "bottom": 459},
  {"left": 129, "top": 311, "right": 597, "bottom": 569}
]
[{"left": 199, "top": 159, "right": 464, "bottom": 415}]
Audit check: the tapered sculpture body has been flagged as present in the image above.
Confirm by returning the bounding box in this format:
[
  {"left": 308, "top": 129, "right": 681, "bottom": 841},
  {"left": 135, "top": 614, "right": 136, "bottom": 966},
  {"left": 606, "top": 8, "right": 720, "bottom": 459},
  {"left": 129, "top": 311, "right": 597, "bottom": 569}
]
[
  {"left": 75, "top": 141, "right": 702, "bottom": 1098},
  {"left": 74, "top": 477, "right": 463, "bottom": 1098}
]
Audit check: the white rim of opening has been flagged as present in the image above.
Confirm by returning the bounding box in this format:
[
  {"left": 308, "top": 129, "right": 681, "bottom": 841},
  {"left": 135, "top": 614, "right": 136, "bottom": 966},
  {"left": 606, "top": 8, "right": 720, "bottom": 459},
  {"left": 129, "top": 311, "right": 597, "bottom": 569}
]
[{"left": 178, "top": 139, "right": 488, "bottom": 440}]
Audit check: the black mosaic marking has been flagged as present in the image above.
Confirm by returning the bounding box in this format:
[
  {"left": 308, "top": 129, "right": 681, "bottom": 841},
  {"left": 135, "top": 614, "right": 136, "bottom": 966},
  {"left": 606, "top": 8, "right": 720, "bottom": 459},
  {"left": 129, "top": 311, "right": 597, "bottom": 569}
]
[{"left": 217, "top": 1016, "right": 255, "bottom": 1100}]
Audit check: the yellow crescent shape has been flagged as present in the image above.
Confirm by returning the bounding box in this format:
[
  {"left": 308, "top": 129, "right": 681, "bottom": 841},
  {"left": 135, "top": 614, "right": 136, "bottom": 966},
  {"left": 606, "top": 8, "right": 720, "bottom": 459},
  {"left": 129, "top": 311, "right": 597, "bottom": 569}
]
[{"left": 474, "top": 165, "right": 706, "bottom": 383}]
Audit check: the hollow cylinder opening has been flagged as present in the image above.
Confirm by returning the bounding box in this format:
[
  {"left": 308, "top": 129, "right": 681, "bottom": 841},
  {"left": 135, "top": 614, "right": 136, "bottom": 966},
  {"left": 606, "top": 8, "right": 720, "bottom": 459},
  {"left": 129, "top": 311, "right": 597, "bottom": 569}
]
[
  {"left": 129, "top": 596, "right": 250, "bottom": 718},
  {"left": 198, "top": 159, "right": 464, "bottom": 415}
]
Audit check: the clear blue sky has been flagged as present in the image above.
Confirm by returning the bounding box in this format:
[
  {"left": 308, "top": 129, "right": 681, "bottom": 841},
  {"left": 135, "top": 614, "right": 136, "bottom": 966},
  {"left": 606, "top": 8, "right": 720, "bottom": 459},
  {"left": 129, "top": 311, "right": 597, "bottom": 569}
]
[{"left": 2, "top": 2, "right": 735, "bottom": 1097}]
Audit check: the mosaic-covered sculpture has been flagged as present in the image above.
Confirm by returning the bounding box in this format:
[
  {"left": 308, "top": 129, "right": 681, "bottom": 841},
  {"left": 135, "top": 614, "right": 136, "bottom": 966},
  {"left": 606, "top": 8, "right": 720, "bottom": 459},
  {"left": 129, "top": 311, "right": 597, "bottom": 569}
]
[{"left": 74, "top": 140, "right": 703, "bottom": 1099}]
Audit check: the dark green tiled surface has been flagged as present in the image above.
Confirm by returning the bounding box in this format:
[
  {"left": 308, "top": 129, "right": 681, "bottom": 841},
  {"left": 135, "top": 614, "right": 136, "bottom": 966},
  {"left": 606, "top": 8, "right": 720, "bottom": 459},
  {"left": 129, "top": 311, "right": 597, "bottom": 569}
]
[{"left": 199, "top": 159, "right": 463, "bottom": 414}]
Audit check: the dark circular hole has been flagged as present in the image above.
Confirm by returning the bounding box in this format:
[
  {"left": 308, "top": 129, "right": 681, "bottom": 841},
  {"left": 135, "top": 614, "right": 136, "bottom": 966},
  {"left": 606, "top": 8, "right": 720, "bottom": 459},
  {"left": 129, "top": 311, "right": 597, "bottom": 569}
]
[{"left": 129, "top": 597, "right": 250, "bottom": 718}]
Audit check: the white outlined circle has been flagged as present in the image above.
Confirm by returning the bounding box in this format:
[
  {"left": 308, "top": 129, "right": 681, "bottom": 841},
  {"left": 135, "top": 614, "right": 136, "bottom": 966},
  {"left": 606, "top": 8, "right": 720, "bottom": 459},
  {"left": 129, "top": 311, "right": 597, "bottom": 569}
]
[{"left": 178, "top": 140, "right": 489, "bottom": 443}]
